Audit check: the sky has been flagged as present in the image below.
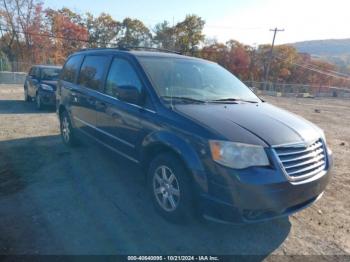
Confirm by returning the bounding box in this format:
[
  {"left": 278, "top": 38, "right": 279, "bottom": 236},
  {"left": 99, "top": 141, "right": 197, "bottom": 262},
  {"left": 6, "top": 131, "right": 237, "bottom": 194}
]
[{"left": 44, "top": 0, "right": 350, "bottom": 46}]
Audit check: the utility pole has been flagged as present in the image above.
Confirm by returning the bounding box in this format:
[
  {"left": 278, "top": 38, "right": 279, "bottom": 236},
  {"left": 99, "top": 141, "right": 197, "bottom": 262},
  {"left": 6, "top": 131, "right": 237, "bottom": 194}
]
[{"left": 264, "top": 27, "right": 284, "bottom": 90}]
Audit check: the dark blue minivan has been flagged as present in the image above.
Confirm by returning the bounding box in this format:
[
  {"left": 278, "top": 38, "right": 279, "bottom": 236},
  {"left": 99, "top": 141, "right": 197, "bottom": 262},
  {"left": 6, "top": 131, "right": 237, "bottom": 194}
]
[{"left": 56, "top": 48, "right": 333, "bottom": 224}]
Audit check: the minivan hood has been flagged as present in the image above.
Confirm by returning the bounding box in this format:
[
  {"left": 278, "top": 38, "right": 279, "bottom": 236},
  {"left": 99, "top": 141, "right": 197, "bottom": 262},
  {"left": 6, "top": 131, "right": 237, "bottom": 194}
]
[{"left": 175, "top": 102, "right": 323, "bottom": 146}]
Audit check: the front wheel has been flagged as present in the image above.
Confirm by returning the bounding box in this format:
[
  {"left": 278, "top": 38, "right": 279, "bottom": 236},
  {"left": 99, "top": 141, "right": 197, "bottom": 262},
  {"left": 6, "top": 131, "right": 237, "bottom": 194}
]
[
  {"left": 24, "top": 87, "right": 31, "bottom": 102},
  {"left": 148, "top": 153, "right": 195, "bottom": 223},
  {"left": 36, "top": 93, "right": 42, "bottom": 110}
]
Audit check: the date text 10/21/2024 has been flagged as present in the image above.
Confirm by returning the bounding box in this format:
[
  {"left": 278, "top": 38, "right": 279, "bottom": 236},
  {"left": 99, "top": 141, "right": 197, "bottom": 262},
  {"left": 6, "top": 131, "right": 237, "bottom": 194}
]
[{"left": 127, "top": 256, "right": 220, "bottom": 261}]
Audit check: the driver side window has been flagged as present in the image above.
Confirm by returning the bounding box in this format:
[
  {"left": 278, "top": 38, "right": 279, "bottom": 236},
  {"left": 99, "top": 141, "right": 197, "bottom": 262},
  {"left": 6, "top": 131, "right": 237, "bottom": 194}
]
[
  {"left": 105, "top": 58, "right": 142, "bottom": 101},
  {"left": 34, "top": 68, "right": 41, "bottom": 79}
]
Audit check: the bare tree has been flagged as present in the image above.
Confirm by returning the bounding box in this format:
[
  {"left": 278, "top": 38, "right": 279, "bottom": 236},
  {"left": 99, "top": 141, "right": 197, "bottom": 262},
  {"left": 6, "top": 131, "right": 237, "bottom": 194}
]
[{"left": 0, "top": 0, "right": 40, "bottom": 70}]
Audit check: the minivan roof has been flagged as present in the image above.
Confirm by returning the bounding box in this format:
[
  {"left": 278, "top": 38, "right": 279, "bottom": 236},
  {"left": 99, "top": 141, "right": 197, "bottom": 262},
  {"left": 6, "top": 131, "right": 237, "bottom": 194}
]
[
  {"left": 34, "top": 64, "right": 62, "bottom": 69},
  {"left": 73, "top": 48, "right": 206, "bottom": 62}
]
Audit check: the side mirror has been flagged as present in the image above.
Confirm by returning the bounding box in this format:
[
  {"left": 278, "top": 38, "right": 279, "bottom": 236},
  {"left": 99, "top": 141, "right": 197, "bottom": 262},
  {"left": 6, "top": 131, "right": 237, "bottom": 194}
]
[
  {"left": 117, "top": 85, "right": 141, "bottom": 105},
  {"left": 31, "top": 76, "right": 39, "bottom": 84}
]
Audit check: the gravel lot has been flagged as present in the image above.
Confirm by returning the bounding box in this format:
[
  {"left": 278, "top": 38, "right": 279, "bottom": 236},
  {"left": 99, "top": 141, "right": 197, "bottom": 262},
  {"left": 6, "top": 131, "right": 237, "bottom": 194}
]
[{"left": 0, "top": 84, "right": 349, "bottom": 258}]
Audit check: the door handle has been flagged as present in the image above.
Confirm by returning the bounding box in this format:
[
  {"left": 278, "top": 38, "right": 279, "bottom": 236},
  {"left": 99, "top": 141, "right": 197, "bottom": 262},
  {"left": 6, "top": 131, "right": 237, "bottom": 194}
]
[
  {"left": 87, "top": 97, "right": 96, "bottom": 105},
  {"left": 95, "top": 101, "right": 106, "bottom": 110}
]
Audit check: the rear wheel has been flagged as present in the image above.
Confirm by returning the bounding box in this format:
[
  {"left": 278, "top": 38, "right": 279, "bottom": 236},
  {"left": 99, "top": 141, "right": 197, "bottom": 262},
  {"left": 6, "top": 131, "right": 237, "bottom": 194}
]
[
  {"left": 60, "top": 110, "right": 78, "bottom": 146},
  {"left": 148, "top": 152, "right": 195, "bottom": 223},
  {"left": 36, "top": 93, "right": 42, "bottom": 110}
]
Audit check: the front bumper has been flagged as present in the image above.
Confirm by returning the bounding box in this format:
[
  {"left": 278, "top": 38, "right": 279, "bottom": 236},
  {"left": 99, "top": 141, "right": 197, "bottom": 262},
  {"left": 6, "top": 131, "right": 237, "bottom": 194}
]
[
  {"left": 38, "top": 90, "right": 56, "bottom": 106},
  {"left": 198, "top": 150, "right": 333, "bottom": 224}
]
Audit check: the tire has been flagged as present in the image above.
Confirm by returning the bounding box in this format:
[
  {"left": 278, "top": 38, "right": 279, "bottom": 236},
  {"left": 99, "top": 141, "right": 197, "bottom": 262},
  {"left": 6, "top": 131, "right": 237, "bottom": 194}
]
[
  {"left": 148, "top": 152, "right": 195, "bottom": 223},
  {"left": 60, "top": 110, "right": 78, "bottom": 147},
  {"left": 36, "top": 93, "right": 43, "bottom": 110},
  {"left": 24, "top": 87, "right": 31, "bottom": 102}
]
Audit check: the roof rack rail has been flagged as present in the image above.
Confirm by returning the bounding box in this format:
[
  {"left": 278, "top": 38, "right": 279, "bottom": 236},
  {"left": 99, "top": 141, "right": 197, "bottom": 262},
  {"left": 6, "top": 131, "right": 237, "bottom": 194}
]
[
  {"left": 78, "top": 47, "right": 123, "bottom": 52},
  {"left": 127, "top": 46, "right": 182, "bottom": 55},
  {"left": 78, "top": 46, "right": 182, "bottom": 55}
]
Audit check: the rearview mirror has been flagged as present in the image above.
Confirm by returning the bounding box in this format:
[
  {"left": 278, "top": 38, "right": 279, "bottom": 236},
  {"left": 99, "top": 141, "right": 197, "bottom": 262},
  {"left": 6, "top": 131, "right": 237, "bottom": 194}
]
[{"left": 117, "top": 85, "right": 141, "bottom": 105}]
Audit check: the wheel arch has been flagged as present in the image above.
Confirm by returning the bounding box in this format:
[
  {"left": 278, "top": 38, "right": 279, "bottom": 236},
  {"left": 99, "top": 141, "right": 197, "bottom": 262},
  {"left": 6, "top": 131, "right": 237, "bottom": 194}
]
[{"left": 140, "top": 131, "right": 208, "bottom": 193}]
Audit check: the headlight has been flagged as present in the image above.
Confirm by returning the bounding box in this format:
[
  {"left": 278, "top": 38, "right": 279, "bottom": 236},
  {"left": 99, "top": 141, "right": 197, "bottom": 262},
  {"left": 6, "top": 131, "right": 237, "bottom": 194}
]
[
  {"left": 40, "top": 84, "right": 54, "bottom": 91},
  {"left": 209, "top": 140, "right": 269, "bottom": 169}
]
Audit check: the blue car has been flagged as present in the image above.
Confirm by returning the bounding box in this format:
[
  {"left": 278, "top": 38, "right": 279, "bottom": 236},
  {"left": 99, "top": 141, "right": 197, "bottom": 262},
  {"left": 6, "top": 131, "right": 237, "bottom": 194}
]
[
  {"left": 24, "top": 65, "right": 62, "bottom": 110},
  {"left": 56, "top": 48, "right": 333, "bottom": 224}
]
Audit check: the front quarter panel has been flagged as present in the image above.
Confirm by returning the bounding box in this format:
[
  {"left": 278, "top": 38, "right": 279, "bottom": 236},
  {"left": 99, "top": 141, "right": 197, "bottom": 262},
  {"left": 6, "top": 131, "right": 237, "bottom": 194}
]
[{"left": 141, "top": 130, "right": 209, "bottom": 193}]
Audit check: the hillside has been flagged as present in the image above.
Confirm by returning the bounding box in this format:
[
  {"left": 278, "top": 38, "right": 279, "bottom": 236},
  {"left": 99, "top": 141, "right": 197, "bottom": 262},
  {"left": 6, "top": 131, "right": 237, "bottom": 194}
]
[
  {"left": 291, "top": 39, "right": 350, "bottom": 71},
  {"left": 292, "top": 39, "right": 350, "bottom": 56}
]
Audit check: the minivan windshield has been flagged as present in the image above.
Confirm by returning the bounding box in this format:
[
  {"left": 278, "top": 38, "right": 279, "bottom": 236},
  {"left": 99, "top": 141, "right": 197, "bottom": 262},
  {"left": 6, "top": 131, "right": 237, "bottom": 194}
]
[
  {"left": 138, "top": 57, "right": 260, "bottom": 104},
  {"left": 41, "top": 68, "right": 61, "bottom": 81}
]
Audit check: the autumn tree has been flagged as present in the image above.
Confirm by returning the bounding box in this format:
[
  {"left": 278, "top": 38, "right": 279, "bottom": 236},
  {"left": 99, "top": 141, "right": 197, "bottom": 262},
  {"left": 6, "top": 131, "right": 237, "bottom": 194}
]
[
  {"left": 26, "top": 3, "right": 50, "bottom": 64},
  {"left": 153, "top": 21, "right": 175, "bottom": 49},
  {"left": 117, "top": 18, "right": 152, "bottom": 47},
  {"left": 45, "top": 8, "right": 88, "bottom": 64},
  {"left": 0, "top": 0, "right": 43, "bottom": 70},
  {"left": 56, "top": 7, "right": 84, "bottom": 25},
  {"left": 85, "top": 12, "right": 120, "bottom": 48},
  {"left": 269, "top": 45, "right": 299, "bottom": 82},
  {"left": 224, "top": 40, "right": 251, "bottom": 79},
  {"left": 0, "top": 1, "right": 348, "bottom": 90},
  {"left": 200, "top": 41, "right": 228, "bottom": 63},
  {"left": 289, "top": 52, "right": 312, "bottom": 85},
  {"left": 200, "top": 40, "right": 251, "bottom": 80},
  {"left": 174, "top": 15, "right": 205, "bottom": 55},
  {"left": 246, "top": 45, "right": 260, "bottom": 82},
  {"left": 306, "top": 60, "right": 336, "bottom": 91}
]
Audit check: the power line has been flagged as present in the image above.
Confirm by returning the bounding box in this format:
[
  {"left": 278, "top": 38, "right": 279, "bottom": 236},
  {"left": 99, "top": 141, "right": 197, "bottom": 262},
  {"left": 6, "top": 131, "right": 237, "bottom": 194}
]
[
  {"left": 264, "top": 27, "right": 284, "bottom": 89},
  {"left": 301, "top": 61, "right": 350, "bottom": 78},
  {"left": 294, "top": 63, "right": 350, "bottom": 81},
  {"left": 275, "top": 55, "right": 350, "bottom": 81}
]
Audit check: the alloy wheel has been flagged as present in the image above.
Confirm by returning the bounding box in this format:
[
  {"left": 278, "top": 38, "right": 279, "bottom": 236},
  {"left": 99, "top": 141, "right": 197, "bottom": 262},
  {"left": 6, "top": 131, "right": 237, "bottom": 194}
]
[
  {"left": 61, "top": 116, "right": 71, "bottom": 143},
  {"left": 36, "top": 94, "right": 41, "bottom": 109},
  {"left": 153, "top": 165, "right": 180, "bottom": 212}
]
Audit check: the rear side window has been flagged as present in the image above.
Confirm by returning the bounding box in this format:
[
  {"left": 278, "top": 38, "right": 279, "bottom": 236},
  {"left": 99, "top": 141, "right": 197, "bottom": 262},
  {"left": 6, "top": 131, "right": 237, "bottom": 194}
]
[
  {"left": 61, "top": 55, "right": 83, "bottom": 83},
  {"left": 105, "top": 58, "right": 142, "bottom": 100},
  {"left": 78, "top": 55, "right": 110, "bottom": 90}
]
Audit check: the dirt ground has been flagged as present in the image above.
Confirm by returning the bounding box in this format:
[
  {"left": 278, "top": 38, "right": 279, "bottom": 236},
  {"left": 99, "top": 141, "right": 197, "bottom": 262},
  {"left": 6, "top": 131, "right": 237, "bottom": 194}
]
[{"left": 0, "top": 84, "right": 349, "bottom": 258}]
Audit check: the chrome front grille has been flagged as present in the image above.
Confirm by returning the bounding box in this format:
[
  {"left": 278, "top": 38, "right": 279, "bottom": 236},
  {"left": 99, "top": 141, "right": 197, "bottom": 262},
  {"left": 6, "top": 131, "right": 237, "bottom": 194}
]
[{"left": 274, "top": 139, "right": 327, "bottom": 181}]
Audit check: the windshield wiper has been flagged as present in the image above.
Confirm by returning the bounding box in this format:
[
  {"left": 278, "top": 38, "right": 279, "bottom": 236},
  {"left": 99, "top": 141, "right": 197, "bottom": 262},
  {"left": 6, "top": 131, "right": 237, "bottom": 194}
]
[
  {"left": 161, "top": 96, "right": 206, "bottom": 104},
  {"left": 210, "top": 98, "right": 258, "bottom": 103}
]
